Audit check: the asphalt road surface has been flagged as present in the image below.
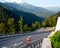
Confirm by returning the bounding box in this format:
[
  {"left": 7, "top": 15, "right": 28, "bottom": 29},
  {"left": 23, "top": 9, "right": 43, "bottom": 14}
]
[{"left": 0, "top": 31, "right": 52, "bottom": 48}]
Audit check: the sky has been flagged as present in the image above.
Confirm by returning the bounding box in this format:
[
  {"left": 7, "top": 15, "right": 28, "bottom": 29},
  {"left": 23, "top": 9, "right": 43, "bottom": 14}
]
[
  {"left": 0, "top": 0, "right": 60, "bottom": 7},
  {"left": 0, "top": 0, "right": 22, "bottom": 3}
]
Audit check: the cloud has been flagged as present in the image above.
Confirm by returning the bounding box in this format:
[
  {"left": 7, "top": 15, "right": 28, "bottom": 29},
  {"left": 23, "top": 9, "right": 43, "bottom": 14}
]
[{"left": 6, "top": 0, "right": 22, "bottom": 3}]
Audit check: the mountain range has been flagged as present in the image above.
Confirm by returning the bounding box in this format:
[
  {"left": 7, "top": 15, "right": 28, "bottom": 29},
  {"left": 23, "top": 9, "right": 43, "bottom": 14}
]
[
  {"left": 0, "top": 2, "right": 60, "bottom": 26},
  {"left": 46, "top": 7, "right": 60, "bottom": 13},
  {"left": 2, "top": 2, "right": 55, "bottom": 18},
  {"left": 0, "top": 2, "right": 44, "bottom": 26}
]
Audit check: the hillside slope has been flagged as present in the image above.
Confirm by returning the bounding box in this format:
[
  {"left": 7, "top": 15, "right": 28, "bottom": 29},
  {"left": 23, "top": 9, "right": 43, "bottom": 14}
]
[
  {"left": 42, "top": 12, "right": 60, "bottom": 27},
  {"left": 0, "top": 3, "right": 44, "bottom": 26},
  {"left": 2, "top": 2, "right": 55, "bottom": 18}
]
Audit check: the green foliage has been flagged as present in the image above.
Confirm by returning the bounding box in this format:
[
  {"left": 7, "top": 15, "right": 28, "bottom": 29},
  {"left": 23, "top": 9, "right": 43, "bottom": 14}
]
[
  {"left": 0, "top": 23, "right": 6, "bottom": 35},
  {"left": 8, "top": 18, "right": 14, "bottom": 26},
  {"left": 1, "top": 2, "right": 58, "bottom": 35},
  {"left": 18, "top": 16, "right": 23, "bottom": 34},
  {"left": 28, "top": 27, "right": 31, "bottom": 31},
  {"left": 31, "top": 23, "right": 36, "bottom": 30},
  {"left": 0, "top": 3, "right": 43, "bottom": 35},
  {"left": 23, "top": 24, "right": 29, "bottom": 31},
  {"left": 8, "top": 26, "right": 15, "bottom": 35},
  {"left": 31, "top": 21, "right": 40, "bottom": 30},
  {"left": 42, "top": 22, "right": 46, "bottom": 27},
  {"left": 7, "top": 18, "right": 15, "bottom": 35},
  {"left": 50, "top": 30, "right": 60, "bottom": 48},
  {"left": 35, "top": 21, "right": 40, "bottom": 28},
  {"left": 42, "top": 12, "right": 60, "bottom": 27}
]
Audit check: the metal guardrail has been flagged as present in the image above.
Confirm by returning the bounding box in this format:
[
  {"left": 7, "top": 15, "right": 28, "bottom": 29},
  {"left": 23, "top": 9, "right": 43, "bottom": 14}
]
[{"left": 20, "top": 38, "right": 43, "bottom": 48}]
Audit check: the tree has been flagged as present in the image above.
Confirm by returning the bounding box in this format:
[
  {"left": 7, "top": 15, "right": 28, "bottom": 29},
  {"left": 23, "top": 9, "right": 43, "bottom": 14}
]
[
  {"left": 7, "top": 18, "right": 15, "bottom": 35},
  {"left": 53, "top": 16, "right": 57, "bottom": 26},
  {"left": 28, "top": 27, "right": 31, "bottom": 31},
  {"left": 18, "top": 16, "right": 23, "bottom": 34},
  {"left": 42, "top": 22, "right": 46, "bottom": 27},
  {"left": 23, "top": 24, "right": 29, "bottom": 31},
  {"left": 8, "top": 18, "right": 14, "bottom": 26},
  {"left": 31, "top": 23, "right": 36, "bottom": 30},
  {"left": 35, "top": 21, "right": 40, "bottom": 29},
  {"left": 0, "top": 23, "right": 6, "bottom": 35}
]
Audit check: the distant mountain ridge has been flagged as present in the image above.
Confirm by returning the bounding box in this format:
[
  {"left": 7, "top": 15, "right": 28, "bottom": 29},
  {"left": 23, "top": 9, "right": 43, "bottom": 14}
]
[
  {"left": 0, "top": 2, "right": 44, "bottom": 26},
  {"left": 2, "top": 2, "right": 55, "bottom": 18},
  {"left": 46, "top": 7, "right": 60, "bottom": 13}
]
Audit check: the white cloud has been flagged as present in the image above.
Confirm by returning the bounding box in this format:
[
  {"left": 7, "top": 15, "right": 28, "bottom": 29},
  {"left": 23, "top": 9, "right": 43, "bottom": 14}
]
[{"left": 6, "top": 0, "right": 22, "bottom": 3}]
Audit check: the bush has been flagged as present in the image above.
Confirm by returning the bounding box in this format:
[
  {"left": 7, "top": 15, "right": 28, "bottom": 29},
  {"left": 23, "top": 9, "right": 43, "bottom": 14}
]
[{"left": 50, "top": 30, "right": 60, "bottom": 48}]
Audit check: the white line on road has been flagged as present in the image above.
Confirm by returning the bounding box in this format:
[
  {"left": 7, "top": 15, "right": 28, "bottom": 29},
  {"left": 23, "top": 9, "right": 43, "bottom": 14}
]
[
  {"left": 13, "top": 42, "right": 23, "bottom": 46},
  {"left": 2, "top": 42, "right": 23, "bottom": 48},
  {"left": 19, "top": 44, "right": 26, "bottom": 48},
  {"left": 2, "top": 46, "right": 8, "bottom": 48},
  {"left": 10, "top": 42, "right": 23, "bottom": 48}
]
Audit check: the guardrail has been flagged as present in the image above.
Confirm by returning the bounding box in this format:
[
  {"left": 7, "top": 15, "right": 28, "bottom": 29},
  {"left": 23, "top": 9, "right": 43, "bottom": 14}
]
[{"left": 19, "top": 38, "right": 43, "bottom": 48}]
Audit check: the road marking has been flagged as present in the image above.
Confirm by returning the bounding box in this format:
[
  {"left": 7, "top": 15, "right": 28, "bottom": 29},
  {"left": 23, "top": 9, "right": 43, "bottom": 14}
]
[
  {"left": 2, "top": 46, "right": 8, "bottom": 48},
  {"left": 12, "top": 42, "right": 23, "bottom": 48},
  {"left": 13, "top": 43, "right": 17, "bottom": 46},
  {"left": 19, "top": 44, "right": 27, "bottom": 48}
]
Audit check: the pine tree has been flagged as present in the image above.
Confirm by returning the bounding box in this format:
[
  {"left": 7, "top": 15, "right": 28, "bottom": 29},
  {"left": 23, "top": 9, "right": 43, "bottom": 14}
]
[
  {"left": 0, "top": 22, "right": 6, "bottom": 35},
  {"left": 31, "top": 23, "right": 36, "bottom": 30},
  {"left": 18, "top": 16, "right": 23, "bottom": 34},
  {"left": 7, "top": 18, "right": 15, "bottom": 35},
  {"left": 23, "top": 24, "right": 29, "bottom": 31},
  {"left": 35, "top": 21, "right": 40, "bottom": 29}
]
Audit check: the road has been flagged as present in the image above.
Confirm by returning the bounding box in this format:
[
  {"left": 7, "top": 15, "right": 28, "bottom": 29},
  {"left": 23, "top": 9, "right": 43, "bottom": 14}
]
[{"left": 0, "top": 31, "right": 52, "bottom": 48}]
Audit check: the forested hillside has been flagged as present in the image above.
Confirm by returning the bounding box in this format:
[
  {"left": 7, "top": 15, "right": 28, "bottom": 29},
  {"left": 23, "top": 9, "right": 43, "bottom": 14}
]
[
  {"left": 0, "top": 3, "right": 43, "bottom": 35},
  {"left": 0, "top": 2, "right": 59, "bottom": 35},
  {"left": 42, "top": 12, "right": 60, "bottom": 27}
]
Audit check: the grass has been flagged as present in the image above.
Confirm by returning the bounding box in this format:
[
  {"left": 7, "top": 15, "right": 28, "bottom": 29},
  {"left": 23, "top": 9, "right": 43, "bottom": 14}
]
[{"left": 50, "top": 30, "right": 60, "bottom": 48}]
